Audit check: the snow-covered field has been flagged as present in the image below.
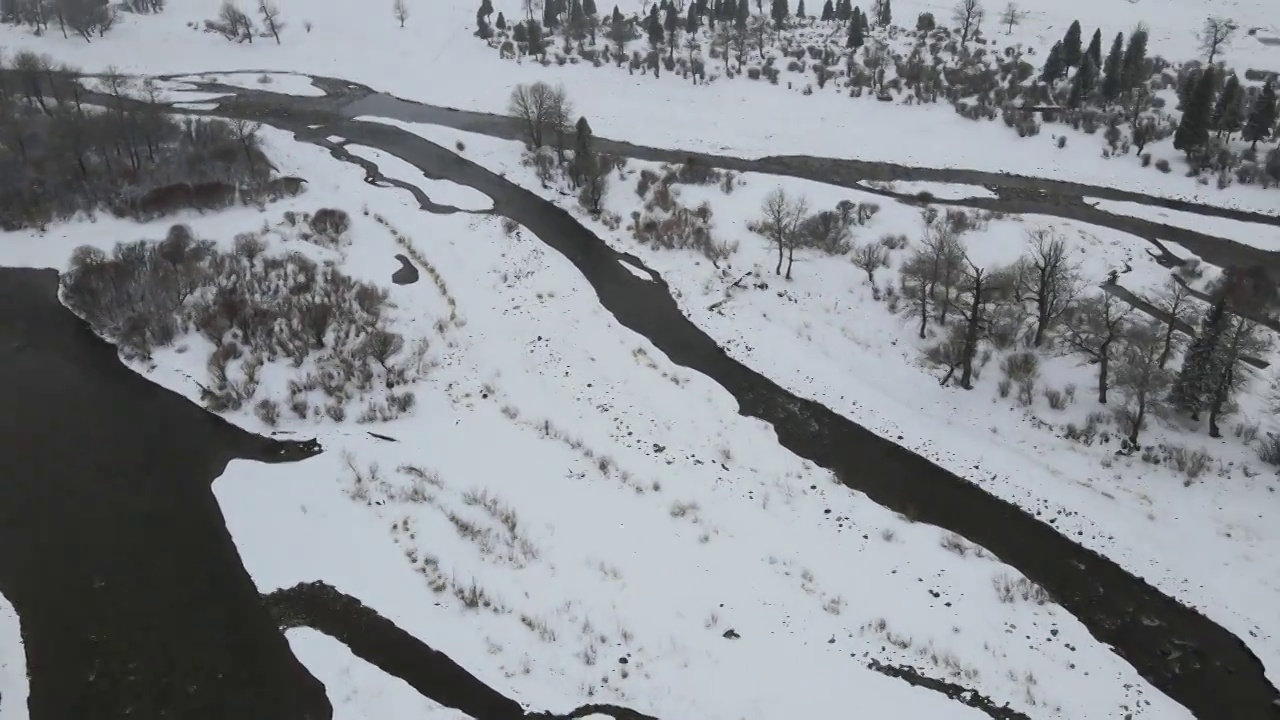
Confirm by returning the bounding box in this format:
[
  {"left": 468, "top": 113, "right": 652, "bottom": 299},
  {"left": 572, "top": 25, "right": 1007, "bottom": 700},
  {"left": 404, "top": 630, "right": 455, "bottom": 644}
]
[
  {"left": 0, "top": 126, "right": 1199, "bottom": 719},
  {"left": 3, "top": 0, "right": 1280, "bottom": 716},
  {"left": 1090, "top": 196, "right": 1280, "bottom": 250},
  {"left": 352, "top": 116, "right": 1280, "bottom": 690},
  {"left": 1, "top": 0, "right": 1278, "bottom": 211}
]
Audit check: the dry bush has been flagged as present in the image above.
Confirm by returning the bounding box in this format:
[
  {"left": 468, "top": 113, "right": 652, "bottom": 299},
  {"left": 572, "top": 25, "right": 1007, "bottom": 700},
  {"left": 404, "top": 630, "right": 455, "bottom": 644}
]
[
  {"left": 62, "top": 221, "right": 428, "bottom": 422},
  {"left": 992, "top": 573, "right": 1050, "bottom": 604}
]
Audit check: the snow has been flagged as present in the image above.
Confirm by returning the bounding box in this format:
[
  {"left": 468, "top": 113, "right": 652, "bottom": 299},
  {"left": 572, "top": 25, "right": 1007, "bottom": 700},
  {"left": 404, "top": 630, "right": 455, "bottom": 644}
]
[
  {"left": 0, "top": 126, "right": 1194, "bottom": 719},
  {"left": 0, "top": 592, "right": 26, "bottom": 720},
  {"left": 859, "top": 180, "right": 1000, "bottom": 201},
  {"left": 4, "top": 0, "right": 1280, "bottom": 715},
  {"left": 1089, "top": 197, "right": 1280, "bottom": 251},
  {"left": 340, "top": 143, "right": 496, "bottom": 211},
  {"left": 2, "top": 0, "right": 1278, "bottom": 213},
  {"left": 356, "top": 117, "right": 1280, "bottom": 689},
  {"left": 169, "top": 71, "right": 327, "bottom": 96}
]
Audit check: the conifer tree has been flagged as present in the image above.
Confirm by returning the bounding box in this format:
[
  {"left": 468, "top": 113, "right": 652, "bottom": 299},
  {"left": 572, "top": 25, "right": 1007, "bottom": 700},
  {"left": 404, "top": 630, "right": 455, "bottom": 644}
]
[
  {"left": 1068, "top": 53, "right": 1097, "bottom": 107},
  {"left": 647, "top": 5, "right": 664, "bottom": 45},
  {"left": 736, "top": 0, "right": 749, "bottom": 30},
  {"left": 1244, "top": 79, "right": 1278, "bottom": 150},
  {"left": 612, "top": 5, "right": 623, "bottom": 23},
  {"left": 1174, "top": 65, "right": 1216, "bottom": 156},
  {"left": 821, "top": 0, "right": 833, "bottom": 21},
  {"left": 543, "top": 0, "right": 560, "bottom": 28},
  {"left": 878, "top": 0, "right": 890, "bottom": 26},
  {"left": 1062, "top": 20, "right": 1082, "bottom": 67},
  {"left": 569, "top": 0, "right": 587, "bottom": 42},
  {"left": 1214, "top": 74, "right": 1243, "bottom": 139},
  {"left": 1086, "top": 28, "right": 1102, "bottom": 68},
  {"left": 686, "top": 2, "right": 699, "bottom": 32},
  {"left": 858, "top": 3, "right": 868, "bottom": 33},
  {"left": 837, "top": 0, "right": 850, "bottom": 21},
  {"left": 771, "top": 0, "right": 788, "bottom": 28},
  {"left": 1171, "top": 292, "right": 1230, "bottom": 420},
  {"left": 496, "top": 11, "right": 507, "bottom": 30},
  {"left": 584, "top": 0, "right": 597, "bottom": 16},
  {"left": 1100, "top": 31, "right": 1124, "bottom": 101},
  {"left": 528, "top": 19, "right": 546, "bottom": 55},
  {"left": 1040, "top": 41, "right": 1065, "bottom": 84},
  {"left": 1120, "top": 24, "right": 1148, "bottom": 92},
  {"left": 848, "top": 7, "right": 864, "bottom": 47},
  {"left": 797, "top": 0, "right": 806, "bottom": 17}
]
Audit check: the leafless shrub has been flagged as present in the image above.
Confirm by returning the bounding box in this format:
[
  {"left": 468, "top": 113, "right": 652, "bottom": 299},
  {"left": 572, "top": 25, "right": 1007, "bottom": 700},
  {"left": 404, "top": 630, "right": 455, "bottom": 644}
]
[{"left": 992, "top": 573, "right": 1049, "bottom": 604}]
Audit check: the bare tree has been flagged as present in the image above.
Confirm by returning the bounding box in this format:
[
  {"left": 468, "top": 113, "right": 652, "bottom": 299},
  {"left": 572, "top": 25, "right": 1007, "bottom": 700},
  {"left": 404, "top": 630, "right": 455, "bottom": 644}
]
[
  {"left": 760, "top": 188, "right": 809, "bottom": 279},
  {"left": 1152, "top": 278, "right": 1194, "bottom": 367},
  {"left": 393, "top": 0, "right": 409, "bottom": 28},
  {"left": 1198, "top": 16, "right": 1237, "bottom": 65},
  {"left": 546, "top": 84, "right": 574, "bottom": 163},
  {"left": 218, "top": 1, "right": 254, "bottom": 41},
  {"left": 1113, "top": 319, "right": 1172, "bottom": 448},
  {"left": 899, "top": 219, "right": 961, "bottom": 339},
  {"left": 952, "top": 254, "right": 1009, "bottom": 389},
  {"left": 257, "top": 0, "right": 283, "bottom": 43},
  {"left": 365, "top": 327, "right": 405, "bottom": 369},
  {"left": 1012, "top": 229, "right": 1080, "bottom": 347},
  {"left": 951, "top": 0, "right": 983, "bottom": 46},
  {"left": 508, "top": 81, "right": 556, "bottom": 147},
  {"left": 998, "top": 1, "right": 1021, "bottom": 34},
  {"left": 851, "top": 242, "right": 888, "bottom": 282},
  {"left": 1063, "top": 292, "right": 1131, "bottom": 404}
]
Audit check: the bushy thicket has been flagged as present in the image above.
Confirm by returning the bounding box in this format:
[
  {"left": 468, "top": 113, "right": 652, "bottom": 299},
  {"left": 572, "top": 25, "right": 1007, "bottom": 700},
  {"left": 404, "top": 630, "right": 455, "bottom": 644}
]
[
  {"left": 630, "top": 164, "right": 736, "bottom": 262},
  {"left": 0, "top": 0, "right": 152, "bottom": 41},
  {"left": 60, "top": 218, "right": 426, "bottom": 424},
  {"left": 0, "top": 53, "right": 301, "bottom": 230}
]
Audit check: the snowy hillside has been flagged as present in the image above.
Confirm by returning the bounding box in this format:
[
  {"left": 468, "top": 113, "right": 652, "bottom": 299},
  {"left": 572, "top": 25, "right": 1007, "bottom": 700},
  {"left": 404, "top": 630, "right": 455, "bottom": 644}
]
[{"left": 1, "top": 0, "right": 1279, "bottom": 719}]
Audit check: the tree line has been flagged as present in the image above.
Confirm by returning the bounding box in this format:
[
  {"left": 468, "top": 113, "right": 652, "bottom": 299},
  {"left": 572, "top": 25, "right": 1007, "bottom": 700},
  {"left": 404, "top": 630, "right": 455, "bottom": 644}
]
[
  {"left": 0, "top": 0, "right": 162, "bottom": 41},
  {"left": 882, "top": 210, "right": 1272, "bottom": 448},
  {"left": 0, "top": 53, "right": 282, "bottom": 230}
]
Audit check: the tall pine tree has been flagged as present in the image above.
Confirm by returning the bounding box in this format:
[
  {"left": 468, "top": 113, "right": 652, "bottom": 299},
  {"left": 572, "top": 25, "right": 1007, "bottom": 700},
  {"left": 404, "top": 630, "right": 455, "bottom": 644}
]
[
  {"left": 1100, "top": 31, "right": 1124, "bottom": 101},
  {"left": 797, "top": 0, "right": 806, "bottom": 17},
  {"left": 1086, "top": 28, "right": 1102, "bottom": 69},
  {"left": 771, "top": 0, "right": 788, "bottom": 28},
  {"left": 1214, "top": 74, "right": 1243, "bottom": 139},
  {"left": 1068, "top": 53, "right": 1097, "bottom": 107},
  {"left": 848, "top": 7, "right": 864, "bottom": 47},
  {"left": 1244, "top": 79, "right": 1278, "bottom": 150},
  {"left": 1062, "top": 20, "right": 1083, "bottom": 67},
  {"left": 1171, "top": 292, "right": 1230, "bottom": 419},
  {"left": 736, "top": 0, "right": 749, "bottom": 30},
  {"left": 1174, "top": 65, "right": 1216, "bottom": 157},
  {"left": 1120, "top": 24, "right": 1149, "bottom": 93},
  {"left": 686, "top": 2, "right": 699, "bottom": 32},
  {"left": 878, "top": 0, "right": 890, "bottom": 26},
  {"left": 821, "top": 0, "right": 833, "bottom": 20},
  {"left": 1041, "top": 41, "right": 1065, "bottom": 84}
]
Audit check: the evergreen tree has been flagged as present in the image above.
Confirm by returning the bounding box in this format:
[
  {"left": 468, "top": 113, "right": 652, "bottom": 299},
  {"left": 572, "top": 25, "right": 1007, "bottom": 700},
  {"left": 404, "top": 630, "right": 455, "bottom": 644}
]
[
  {"left": 1040, "top": 41, "right": 1065, "bottom": 84},
  {"left": 612, "top": 5, "right": 623, "bottom": 23},
  {"left": 584, "top": 0, "right": 597, "bottom": 15},
  {"left": 878, "top": 0, "right": 890, "bottom": 26},
  {"left": 1244, "top": 79, "right": 1278, "bottom": 150},
  {"left": 837, "top": 0, "right": 850, "bottom": 21},
  {"left": 1062, "top": 20, "right": 1082, "bottom": 67},
  {"left": 686, "top": 2, "right": 699, "bottom": 32},
  {"left": 735, "top": 0, "right": 749, "bottom": 30},
  {"left": 1171, "top": 293, "right": 1230, "bottom": 419},
  {"left": 513, "top": 21, "right": 528, "bottom": 42},
  {"left": 647, "top": 5, "right": 664, "bottom": 45},
  {"left": 1214, "top": 74, "right": 1243, "bottom": 139},
  {"left": 479, "top": 0, "right": 494, "bottom": 19},
  {"left": 1068, "top": 53, "right": 1097, "bottom": 107},
  {"left": 1120, "top": 24, "right": 1149, "bottom": 92},
  {"left": 543, "top": 0, "right": 560, "bottom": 28},
  {"left": 664, "top": 1, "right": 679, "bottom": 37},
  {"left": 797, "top": 0, "right": 806, "bottom": 17},
  {"left": 1174, "top": 66, "right": 1216, "bottom": 156},
  {"left": 858, "top": 3, "right": 868, "bottom": 33},
  {"left": 1086, "top": 28, "right": 1102, "bottom": 68},
  {"left": 848, "top": 8, "right": 864, "bottom": 47},
  {"left": 477, "top": 10, "right": 494, "bottom": 38},
  {"left": 569, "top": 0, "right": 588, "bottom": 41},
  {"left": 1100, "top": 31, "right": 1124, "bottom": 101},
  {"left": 821, "top": 0, "right": 833, "bottom": 20},
  {"left": 528, "top": 19, "right": 546, "bottom": 54},
  {"left": 771, "top": 0, "right": 788, "bottom": 28}
]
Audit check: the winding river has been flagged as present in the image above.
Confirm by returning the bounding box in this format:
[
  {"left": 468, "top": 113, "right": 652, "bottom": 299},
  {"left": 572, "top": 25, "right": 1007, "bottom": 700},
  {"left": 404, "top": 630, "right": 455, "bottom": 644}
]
[{"left": 4, "top": 73, "right": 1279, "bottom": 719}]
